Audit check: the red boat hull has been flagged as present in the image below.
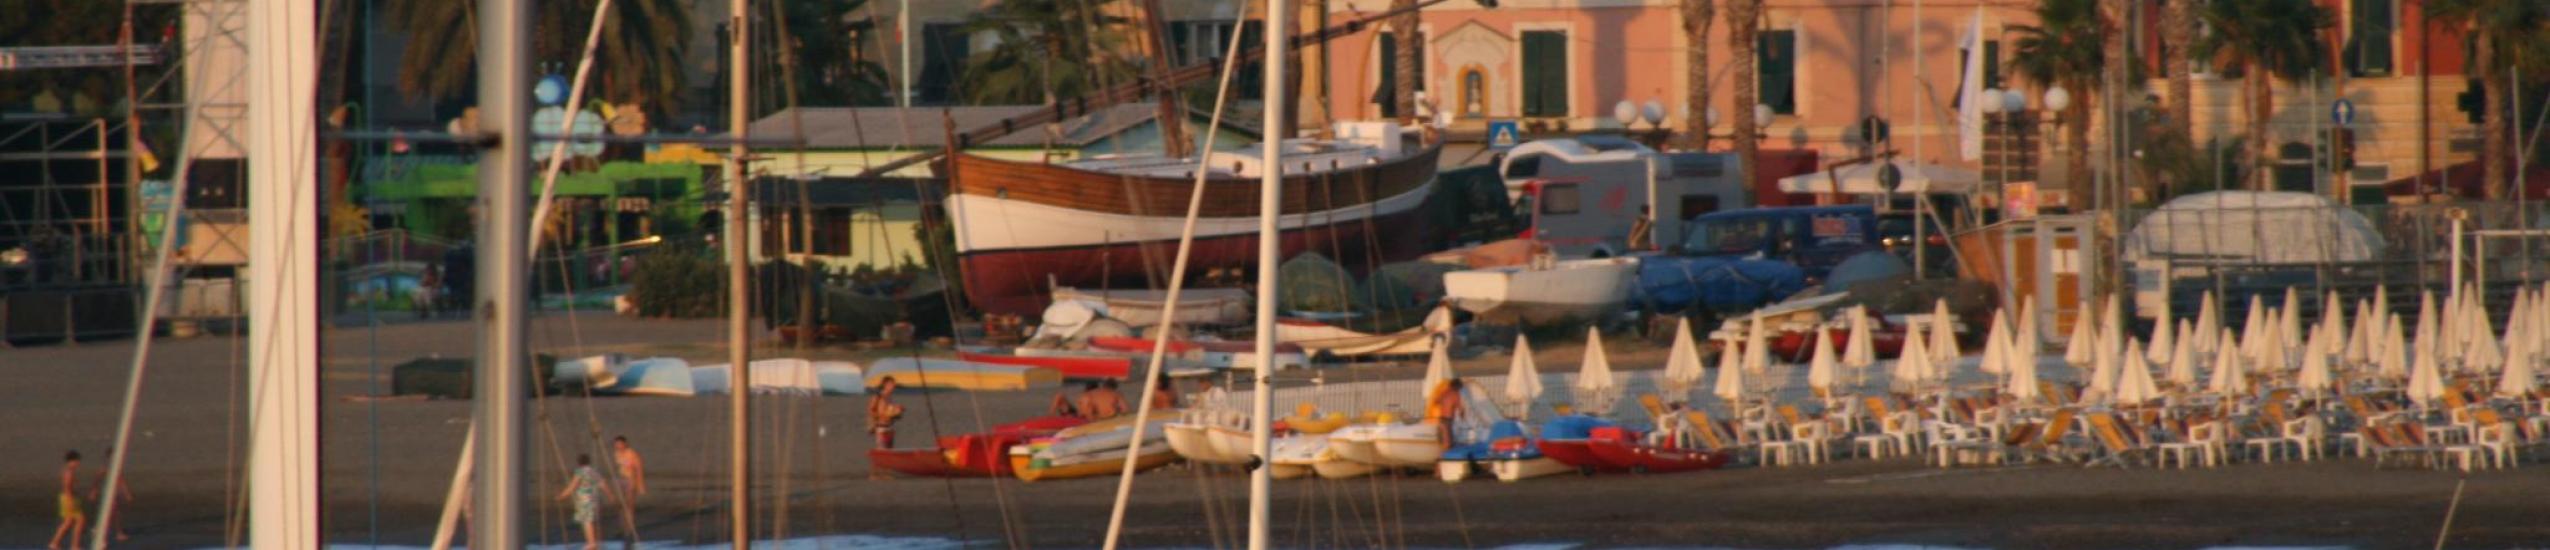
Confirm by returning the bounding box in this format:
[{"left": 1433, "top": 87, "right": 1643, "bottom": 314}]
[
  {"left": 1769, "top": 326, "right": 1908, "bottom": 363},
  {"left": 1583, "top": 437, "right": 1733, "bottom": 474},
  {"left": 1537, "top": 439, "right": 1630, "bottom": 473},
  {"left": 957, "top": 350, "right": 1133, "bottom": 380},
  {"left": 957, "top": 205, "right": 1434, "bottom": 317},
  {"left": 1087, "top": 336, "right": 1306, "bottom": 355}
]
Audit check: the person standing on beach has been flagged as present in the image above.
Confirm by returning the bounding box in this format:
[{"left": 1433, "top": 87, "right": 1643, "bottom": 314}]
[
  {"left": 50, "top": 450, "right": 85, "bottom": 550},
  {"left": 610, "top": 436, "right": 645, "bottom": 539},
  {"left": 555, "top": 454, "right": 603, "bottom": 550},
  {"left": 90, "top": 447, "right": 133, "bottom": 545},
  {"left": 868, "top": 377, "right": 906, "bottom": 479},
  {"left": 1426, "top": 379, "right": 1466, "bottom": 447}
]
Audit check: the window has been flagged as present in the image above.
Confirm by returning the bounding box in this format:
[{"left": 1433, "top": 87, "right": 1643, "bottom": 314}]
[
  {"left": 1758, "top": 30, "right": 1798, "bottom": 115},
  {"left": 1372, "top": 31, "right": 1427, "bottom": 118},
  {"left": 916, "top": 23, "right": 970, "bottom": 105},
  {"left": 1173, "top": 21, "right": 1262, "bottom": 99},
  {"left": 1504, "top": 154, "right": 1544, "bottom": 179},
  {"left": 1538, "top": 183, "right": 1582, "bottom": 215},
  {"left": 1521, "top": 31, "right": 1568, "bottom": 117},
  {"left": 2344, "top": 0, "right": 2395, "bottom": 77}
]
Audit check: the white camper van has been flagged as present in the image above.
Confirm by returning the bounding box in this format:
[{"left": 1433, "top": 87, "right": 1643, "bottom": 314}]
[{"left": 1499, "top": 135, "right": 1750, "bottom": 257}]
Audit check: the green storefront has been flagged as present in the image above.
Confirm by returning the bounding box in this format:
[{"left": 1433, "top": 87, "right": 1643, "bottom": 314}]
[{"left": 361, "top": 160, "right": 708, "bottom": 247}]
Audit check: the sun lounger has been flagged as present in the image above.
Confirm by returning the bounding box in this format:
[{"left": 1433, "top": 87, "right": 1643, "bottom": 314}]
[{"left": 2085, "top": 413, "right": 2152, "bottom": 468}]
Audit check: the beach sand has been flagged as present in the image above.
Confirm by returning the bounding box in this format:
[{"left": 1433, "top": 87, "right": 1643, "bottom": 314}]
[{"left": 4, "top": 315, "right": 2544, "bottom": 549}]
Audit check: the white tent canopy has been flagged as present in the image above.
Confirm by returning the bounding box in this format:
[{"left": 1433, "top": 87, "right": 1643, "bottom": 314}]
[
  {"left": 2122, "top": 191, "right": 2386, "bottom": 265},
  {"left": 1774, "top": 159, "right": 1982, "bottom": 195}
]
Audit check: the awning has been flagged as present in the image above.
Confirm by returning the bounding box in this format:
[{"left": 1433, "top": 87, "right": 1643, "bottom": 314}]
[{"left": 1775, "top": 159, "right": 1981, "bottom": 195}]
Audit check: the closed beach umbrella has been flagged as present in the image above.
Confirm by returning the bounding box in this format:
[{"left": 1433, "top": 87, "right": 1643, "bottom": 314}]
[
  {"left": 2407, "top": 328, "right": 2447, "bottom": 409},
  {"left": 2297, "top": 332, "right": 2335, "bottom": 397},
  {"left": 1713, "top": 336, "right": 1749, "bottom": 404},
  {"left": 2115, "top": 339, "right": 2161, "bottom": 406},
  {"left": 1661, "top": 318, "right": 1707, "bottom": 400},
  {"left": 1895, "top": 323, "right": 1933, "bottom": 391},
  {"left": 2379, "top": 313, "right": 2409, "bottom": 380},
  {"left": 2322, "top": 290, "right": 2347, "bottom": 353},
  {"left": 1423, "top": 332, "right": 1456, "bottom": 400},
  {"left": 1844, "top": 307, "right": 1877, "bottom": 369},
  {"left": 2016, "top": 297, "right": 2043, "bottom": 359},
  {"left": 2208, "top": 328, "right": 2248, "bottom": 396},
  {"left": 2255, "top": 313, "right": 2290, "bottom": 374},
  {"left": 1575, "top": 327, "right": 1620, "bottom": 416},
  {"left": 2465, "top": 303, "right": 2503, "bottom": 374},
  {"left": 2086, "top": 329, "right": 2120, "bottom": 402},
  {"left": 2240, "top": 295, "right": 2267, "bottom": 363},
  {"left": 1503, "top": 335, "right": 1544, "bottom": 419},
  {"left": 1929, "top": 299, "right": 1960, "bottom": 364},
  {"left": 1744, "top": 314, "right": 1772, "bottom": 375},
  {"left": 2194, "top": 291, "right": 2221, "bottom": 354},
  {"left": 2502, "top": 320, "right": 2541, "bottom": 398},
  {"left": 2168, "top": 320, "right": 2199, "bottom": 388},
  {"left": 2065, "top": 299, "right": 2098, "bottom": 367},
  {"left": 2346, "top": 298, "right": 2376, "bottom": 367},
  {"left": 2006, "top": 330, "right": 2042, "bottom": 402},
  {"left": 1807, "top": 328, "right": 1840, "bottom": 396}
]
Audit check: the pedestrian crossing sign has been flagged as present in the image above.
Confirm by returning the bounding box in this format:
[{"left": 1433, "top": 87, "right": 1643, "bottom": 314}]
[{"left": 1487, "top": 120, "right": 1521, "bottom": 149}]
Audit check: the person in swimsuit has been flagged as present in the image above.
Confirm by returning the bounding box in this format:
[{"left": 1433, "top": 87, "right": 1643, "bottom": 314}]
[
  {"left": 555, "top": 454, "right": 604, "bottom": 550},
  {"left": 868, "top": 377, "right": 905, "bottom": 478},
  {"left": 1426, "top": 379, "right": 1466, "bottom": 447},
  {"left": 1050, "top": 385, "right": 1083, "bottom": 418},
  {"left": 1148, "top": 372, "right": 1180, "bottom": 411},
  {"left": 51, "top": 450, "right": 85, "bottom": 550},
  {"left": 1081, "top": 379, "right": 1128, "bottom": 419},
  {"left": 611, "top": 436, "right": 645, "bottom": 538}
]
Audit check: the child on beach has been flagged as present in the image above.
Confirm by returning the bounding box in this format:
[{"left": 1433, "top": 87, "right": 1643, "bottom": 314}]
[
  {"left": 869, "top": 377, "right": 906, "bottom": 479},
  {"left": 1148, "top": 372, "right": 1180, "bottom": 411},
  {"left": 51, "top": 450, "right": 85, "bottom": 550},
  {"left": 555, "top": 454, "right": 603, "bottom": 550},
  {"left": 611, "top": 436, "right": 645, "bottom": 538}
]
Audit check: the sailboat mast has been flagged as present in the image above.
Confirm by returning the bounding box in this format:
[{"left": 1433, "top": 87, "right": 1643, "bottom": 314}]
[
  {"left": 1249, "top": 0, "right": 1286, "bottom": 546},
  {"left": 726, "top": 0, "right": 755, "bottom": 545},
  {"left": 246, "top": 0, "right": 322, "bottom": 546},
  {"left": 469, "top": 0, "right": 533, "bottom": 543}
]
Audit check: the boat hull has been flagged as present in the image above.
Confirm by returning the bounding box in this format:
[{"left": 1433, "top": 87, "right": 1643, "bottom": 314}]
[
  {"left": 956, "top": 348, "right": 1133, "bottom": 380},
  {"left": 1167, "top": 422, "right": 1249, "bottom": 465},
  {"left": 1369, "top": 426, "right": 1446, "bottom": 467},
  {"left": 1491, "top": 456, "right": 1574, "bottom": 482},
  {"left": 1583, "top": 437, "right": 1733, "bottom": 474},
  {"left": 1007, "top": 446, "right": 1178, "bottom": 482},
  {"left": 1537, "top": 439, "right": 1626, "bottom": 473},
  {"left": 945, "top": 145, "right": 1444, "bottom": 317},
  {"left": 1435, "top": 460, "right": 1473, "bottom": 483},
  {"left": 1443, "top": 258, "right": 1639, "bottom": 327},
  {"left": 868, "top": 448, "right": 970, "bottom": 478}
]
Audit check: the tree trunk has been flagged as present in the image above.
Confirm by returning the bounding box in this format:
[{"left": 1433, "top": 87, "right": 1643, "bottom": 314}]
[
  {"left": 2249, "top": 61, "right": 2273, "bottom": 190},
  {"left": 2067, "top": 94, "right": 2093, "bottom": 205},
  {"left": 2479, "top": 33, "right": 2510, "bottom": 200},
  {"left": 1682, "top": 0, "right": 1715, "bottom": 151},
  {"left": 2099, "top": 0, "right": 2130, "bottom": 208},
  {"left": 1138, "top": 0, "right": 1190, "bottom": 157},
  {"left": 1392, "top": 0, "right": 1419, "bottom": 124},
  {"left": 2163, "top": 0, "right": 2193, "bottom": 131},
  {"left": 1729, "top": 0, "right": 1762, "bottom": 191}
]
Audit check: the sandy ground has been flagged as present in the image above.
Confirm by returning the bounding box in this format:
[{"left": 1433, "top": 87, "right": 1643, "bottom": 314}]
[{"left": 5, "top": 315, "right": 2548, "bottom": 549}]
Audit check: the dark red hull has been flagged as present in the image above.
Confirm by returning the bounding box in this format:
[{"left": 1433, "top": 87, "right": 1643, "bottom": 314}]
[
  {"left": 957, "top": 350, "right": 1133, "bottom": 380},
  {"left": 1583, "top": 437, "right": 1733, "bottom": 474},
  {"left": 872, "top": 416, "right": 1086, "bottom": 478},
  {"left": 1769, "top": 327, "right": 1908, "bottom": 363},
  {"left": 957, "top": 203, "right": 1435, "bottom": 317},
  {"left": 1537, "top": 440, "right": 1630, "bottom": 473}
]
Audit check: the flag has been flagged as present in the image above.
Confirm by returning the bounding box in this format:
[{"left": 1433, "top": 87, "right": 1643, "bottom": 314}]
[{"left": 1956, "top": 7, "right": 1987, "bottom": 162}]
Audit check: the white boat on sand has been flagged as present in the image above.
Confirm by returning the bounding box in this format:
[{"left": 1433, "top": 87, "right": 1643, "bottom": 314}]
[{"left": 1443, "top": 256, "right": 1638, "bottom": 326}]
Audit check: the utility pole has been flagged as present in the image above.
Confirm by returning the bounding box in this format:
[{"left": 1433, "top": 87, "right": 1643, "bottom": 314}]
[{"left": 726, "top": 0, "right": 754, "bottom": 546}]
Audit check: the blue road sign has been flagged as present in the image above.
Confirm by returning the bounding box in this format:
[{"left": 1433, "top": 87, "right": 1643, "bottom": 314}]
[
  {"left": 1486, "top": 120, "right": 1521, "bottom": 149},
  {"left": 2331, "top": 99, "right": 2356, "bottom": 126}
]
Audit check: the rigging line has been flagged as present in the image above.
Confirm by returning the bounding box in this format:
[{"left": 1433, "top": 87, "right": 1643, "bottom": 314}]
[
  {"left": 876, "top": 139, "right": 976, "bottom": 548},
  {"left": 1097, "top": 0, "right": 1259, "bottom": 544}
]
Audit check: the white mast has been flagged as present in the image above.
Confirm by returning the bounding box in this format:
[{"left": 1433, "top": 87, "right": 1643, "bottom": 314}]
[
  {"left": 726, "top": 0, "right": 755, "bottom": 545},
  {"left": 1249, "top": 0, "right": 1287, "bottom": 545},
  {"left": 470, "top": 0, "right": 533, "bottom": 542},
  {"left": 247, "top": 0, "right": 321, "bottom": 546}
]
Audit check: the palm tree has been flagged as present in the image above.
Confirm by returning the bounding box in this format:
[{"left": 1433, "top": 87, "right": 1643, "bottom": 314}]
[
  {"left": 958, "top": 0, "right": 1139, "bottom": 105},
  {"left": 386, "top": 0, "right": 694, "bottom": 114},
  {"left": 1727, "top": 0, "right": 1762, "bottom": 190},
  {"left": 2427, "top": 0, "right": 2550, "bottom": 199},
  {"left": 1681, "top": 0, "right": 1716, "bottom": 151},
  {"left": 2194, "top": 0, "right": 2331, "bottom": 190},
  {"left": 771, "top": 0, "right": 893, "bottom": 109},
  {"left": 2162, "top": 0, "right": 2193, "bottom": 136},
  {"left": 2009, "top": 0, "right": 2106, "bottom": 203}
]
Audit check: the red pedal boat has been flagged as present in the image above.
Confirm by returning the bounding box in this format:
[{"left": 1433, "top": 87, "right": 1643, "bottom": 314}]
[
  {"left": 869, "top": 416, "right": 1087, "bottom": 477},
  {"left": 1768, "top": 324, "right": 1908, "bottom": 363},
  {"left": 1582, "top": 427, "right": 1732, "bottom": 474}
]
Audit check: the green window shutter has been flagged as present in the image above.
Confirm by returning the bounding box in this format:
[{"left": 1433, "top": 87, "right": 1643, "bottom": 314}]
[
  {"left": 1758, "top": 30, "right": 1797, "bottom": 115},
  {"left": 1375, "top": 33, "right": 1399, "bottom": 117},
  {"left": 2346, "top": 0, "right": 2394, "bottom": 77},
  {"left": 1522, "top": 31, "right": 1568, "bottom": 118},
  {"left": 1984, "top": 40, "right": 2001, "bottom": 91}
]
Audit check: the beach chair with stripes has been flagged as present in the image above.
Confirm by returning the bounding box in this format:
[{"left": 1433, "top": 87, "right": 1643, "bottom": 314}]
[{"left": 2086, "top": 412, "right": 2153, "bottom": 468}]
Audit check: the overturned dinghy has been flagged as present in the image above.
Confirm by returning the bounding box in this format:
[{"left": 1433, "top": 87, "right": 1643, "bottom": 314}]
[
  {"left": 864, "top": 357, "right": 1062, "bottom": 392},
  {"left": 690, "top": 358, "right": 866, "bottom": 395}
]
